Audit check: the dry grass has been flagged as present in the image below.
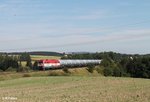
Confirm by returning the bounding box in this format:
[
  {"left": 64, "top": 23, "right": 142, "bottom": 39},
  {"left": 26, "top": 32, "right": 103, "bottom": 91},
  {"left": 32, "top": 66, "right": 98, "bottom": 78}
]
[
  {"left": 0, "top": 76, "right": 149, "bottom": 102},
  {"left": 0, "top": 68, "right": 92, "bottom": 81},
  {"left": 0, "top": 67, "right": 96, "bottom": 81}
]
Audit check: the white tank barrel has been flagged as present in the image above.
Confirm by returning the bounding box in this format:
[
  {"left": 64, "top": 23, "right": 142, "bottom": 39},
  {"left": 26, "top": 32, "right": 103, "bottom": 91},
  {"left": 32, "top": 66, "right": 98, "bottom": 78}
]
[{"left": 59, "top": 60, "right": 101, "bottom": 66}]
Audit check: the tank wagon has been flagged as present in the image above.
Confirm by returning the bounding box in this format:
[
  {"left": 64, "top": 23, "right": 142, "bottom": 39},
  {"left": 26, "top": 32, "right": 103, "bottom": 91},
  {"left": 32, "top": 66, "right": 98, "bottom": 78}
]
[{"left": 37, "top": 59, "right": 101, "bottom": 70}]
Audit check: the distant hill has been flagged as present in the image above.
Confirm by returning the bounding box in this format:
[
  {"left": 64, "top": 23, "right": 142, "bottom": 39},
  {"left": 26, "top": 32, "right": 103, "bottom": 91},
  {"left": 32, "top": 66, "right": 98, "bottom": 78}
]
[
  {"left": 28, "top": 51, "right": 63, "bottom": 56},
  {"left": 1, "top": 51, "right": 64, "bottom": 56},
  {"left": 65, "top": 52, "right": 93, "bottom": 54}
]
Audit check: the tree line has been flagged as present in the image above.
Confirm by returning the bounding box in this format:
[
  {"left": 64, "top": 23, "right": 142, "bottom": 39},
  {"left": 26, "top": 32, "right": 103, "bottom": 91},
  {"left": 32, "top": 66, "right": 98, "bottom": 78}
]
[
  {"left": 62, "top": 52, "right": 150, "bottom": 78},
  {"left": 0, "top": 52, "right": 150, "bottom": 79},
  {"left": 0, "top": 53, "right": 32, "bottom": 72},
  {"left": 3, "top": 51, "right": 63, "bottom": 56}
]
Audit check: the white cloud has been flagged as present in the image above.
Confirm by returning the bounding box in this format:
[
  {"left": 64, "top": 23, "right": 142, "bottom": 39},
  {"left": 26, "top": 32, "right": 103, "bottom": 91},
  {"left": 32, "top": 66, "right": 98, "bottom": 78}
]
[
  {"left": 0, "top": 1, "right": 149, "bottom": 53},
  {"left": 1, "top": 25, "right": 150, "bottom": 52},
  {"left": 1, "top": 22, "right": 150, "bottom": 44}
]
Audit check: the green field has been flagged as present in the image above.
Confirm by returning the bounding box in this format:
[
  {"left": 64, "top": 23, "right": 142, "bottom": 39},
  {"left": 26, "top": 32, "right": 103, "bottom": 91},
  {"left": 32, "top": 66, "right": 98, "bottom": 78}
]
[
  {"left": 20, "top": 55, "right": 61, "bottom": 67},
  {"left": 31, "top": 55, "right": 61, "bottom": 61},
  {"left": 1, "top": 55, "right": 150, "bottom": 102},
  {"left": 0, "top": 76, "right": 149, "bottom": 102}
]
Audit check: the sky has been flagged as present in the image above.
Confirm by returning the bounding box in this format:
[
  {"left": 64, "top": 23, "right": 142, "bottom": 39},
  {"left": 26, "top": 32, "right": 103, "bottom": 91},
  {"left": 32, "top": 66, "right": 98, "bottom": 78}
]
[{"left": 0, "top": 0, "right": 150, "bottom": 54}]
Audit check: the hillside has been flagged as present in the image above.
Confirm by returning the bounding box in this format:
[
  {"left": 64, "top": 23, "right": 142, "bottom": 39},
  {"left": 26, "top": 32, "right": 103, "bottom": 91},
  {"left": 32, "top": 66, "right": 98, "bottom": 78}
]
[
  {"left": 1, "top": 51, "right": 64, "bottom": 56},
  {"left": 0, "top": 76, "right": 149, "bottom": 102}
]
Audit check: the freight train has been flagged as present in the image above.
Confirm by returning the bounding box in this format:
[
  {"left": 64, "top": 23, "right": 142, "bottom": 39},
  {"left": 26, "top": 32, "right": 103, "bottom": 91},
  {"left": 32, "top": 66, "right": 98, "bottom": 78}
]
[{"left": 37, "top": 59, "right": 101, "bottom": 70}]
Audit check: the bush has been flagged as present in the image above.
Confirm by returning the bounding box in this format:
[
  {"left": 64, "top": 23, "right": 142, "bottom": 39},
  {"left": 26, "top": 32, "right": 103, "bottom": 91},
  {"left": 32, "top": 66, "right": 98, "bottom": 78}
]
[
  {"left": 113, "top": 67, "right": 122, "bottom": 77},
  {"left": 95, "top": 66, "right": 104, "bottom": 75},
  {"left": 6, "top": 67, "right": 16, "bottom": 72},
  {"left": 17, "top": 67, "right": 30, "bottom": 72},
  {"left": 86, "top": 65, "right": 95, "bottom": 73},
  {"left": 0, "top": 69, "right": 3, "bottom": 72},
  {"left": 104, "top": 67, "right": 113, "bottom": 76},
  {"left": 62, "top": 67, "right": 70, "bottom": 73},
  {"left": 23, "top": 73, "right": 31, "bottom": 77},
  {"left": 33, "top": 61, "right": 38, "bottom": 70}
]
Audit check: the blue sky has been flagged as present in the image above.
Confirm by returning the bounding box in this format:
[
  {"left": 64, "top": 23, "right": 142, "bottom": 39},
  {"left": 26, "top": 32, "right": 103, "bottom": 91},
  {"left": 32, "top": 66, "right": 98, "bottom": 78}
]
[{"left": 0, "top": 0, "right": 150, "bottom": 54}]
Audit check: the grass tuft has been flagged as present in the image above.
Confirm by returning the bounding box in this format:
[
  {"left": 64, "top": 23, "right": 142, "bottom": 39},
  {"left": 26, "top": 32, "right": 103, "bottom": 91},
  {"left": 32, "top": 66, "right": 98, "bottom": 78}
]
[{"left": 22, "top": 73, "right": 31, "bottom": 77}]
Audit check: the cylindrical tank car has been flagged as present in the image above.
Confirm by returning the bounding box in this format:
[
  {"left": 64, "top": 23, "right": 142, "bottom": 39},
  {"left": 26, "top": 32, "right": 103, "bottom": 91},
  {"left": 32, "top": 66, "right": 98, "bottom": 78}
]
[{"left": 37, "top": 59, "right": 101, "bottom": 70}]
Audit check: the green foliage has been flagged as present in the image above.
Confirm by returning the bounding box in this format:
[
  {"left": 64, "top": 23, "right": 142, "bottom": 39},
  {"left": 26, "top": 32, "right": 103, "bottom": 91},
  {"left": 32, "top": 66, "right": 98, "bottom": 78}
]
[
  {"left": 62, "top": 67, "right": 70, "bottom": 74},
  {"left": 0, "top": 54, "right": 19, "bottom": 71},
  {"left": 95, "top": 66, "right": 104, "bottom": 75},
  {"left": 19, "top": 52, "right": 32, "bottom": 68},
  {"left": 126, "top": 57, "right": 150, "bottom": 78},
  {"left": 62, "top": 52, "right": 150, "bottom": 79},
  {"left": 17, "top": 66, "right": 30, "bottom": 72},
  {"left": 113, "top": 67, "right": 122, "bottom": 77},
  {"left": 6, "top": 67, "right": 17, "bottom": 72},
  {"left": 104, "top": 67, "right": 113, "bottom": 76},
  {"left": 100, "top": 58, "right": 112, "bottom": 67},
  {"left": 86, "top": 64, "right": 95, "bottom": 73},
  {"left": 26, "top": 61, "right": 32, "bottom": 68},
  {"left": 33, "top": 61, "right": 38, "bottom": 70},
  {"left": 0, "top": 69, "right": 3, "bottom": 72}
]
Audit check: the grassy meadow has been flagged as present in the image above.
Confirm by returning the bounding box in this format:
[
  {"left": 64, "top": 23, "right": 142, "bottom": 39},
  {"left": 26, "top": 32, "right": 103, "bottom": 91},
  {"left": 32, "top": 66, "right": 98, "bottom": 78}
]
[
  {"left": 0, "top": 76, "right": 150, "bottom": 102},
  {"left": 0, "top": 68, "right": 99, "bottom": 81},
  {"left": 0, "top": 55, "right": 150, "bottom": 102}
]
